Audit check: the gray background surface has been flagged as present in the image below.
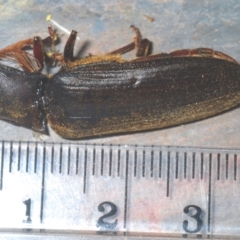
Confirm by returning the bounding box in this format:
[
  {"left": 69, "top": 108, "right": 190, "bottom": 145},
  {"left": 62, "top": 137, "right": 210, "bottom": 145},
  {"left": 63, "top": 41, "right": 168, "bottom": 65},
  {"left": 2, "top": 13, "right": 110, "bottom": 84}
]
[{"left": 0, "top": 0, "right": 240, "bottom": 148}]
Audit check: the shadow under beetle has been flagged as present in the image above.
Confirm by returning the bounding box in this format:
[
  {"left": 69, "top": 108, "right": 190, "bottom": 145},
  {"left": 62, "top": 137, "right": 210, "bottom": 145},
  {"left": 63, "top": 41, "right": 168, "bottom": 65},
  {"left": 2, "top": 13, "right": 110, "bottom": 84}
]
[{"left": 0, "top": 25, "right": 240, "bottom": 139}]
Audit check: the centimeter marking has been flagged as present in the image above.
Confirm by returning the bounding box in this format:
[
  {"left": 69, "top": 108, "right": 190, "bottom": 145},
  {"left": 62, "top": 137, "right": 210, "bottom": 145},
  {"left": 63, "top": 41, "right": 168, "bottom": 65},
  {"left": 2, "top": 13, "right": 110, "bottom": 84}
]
[
  {"left": 0, "top": 141, "right": 240, "bottom": 234},
  {"left": 1, "top": 142, "right": 239, "bottom": 191},
  {"left": 40, "top": 144, "right": 46, "bottom": 223},
  {"left": 208, "top": 154, "right": 212, "bottom": 233},
  {"left": 124, "top": 149, "right": 129, "bottom": 228}
]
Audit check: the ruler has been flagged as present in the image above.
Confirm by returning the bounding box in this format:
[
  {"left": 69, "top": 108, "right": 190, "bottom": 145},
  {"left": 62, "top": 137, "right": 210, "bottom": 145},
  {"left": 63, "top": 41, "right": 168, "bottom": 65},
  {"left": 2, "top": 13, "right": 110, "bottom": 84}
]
[{"left": 0, "top": 141, "right": 239, "bottom": 239}]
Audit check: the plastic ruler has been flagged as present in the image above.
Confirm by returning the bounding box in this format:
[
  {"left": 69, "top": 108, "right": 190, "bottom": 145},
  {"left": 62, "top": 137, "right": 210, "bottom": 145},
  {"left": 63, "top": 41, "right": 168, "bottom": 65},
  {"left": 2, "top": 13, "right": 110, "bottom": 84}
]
[{"left": 0, "top": 141, "right": 239, "bottom": 239}]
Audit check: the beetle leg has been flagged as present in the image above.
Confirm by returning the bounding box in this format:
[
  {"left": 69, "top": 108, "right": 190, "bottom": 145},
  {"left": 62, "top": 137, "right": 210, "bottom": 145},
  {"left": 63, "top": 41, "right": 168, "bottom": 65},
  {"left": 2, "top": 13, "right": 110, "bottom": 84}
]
[
  {"left": 31, "top": 26, "right": 62, "bottom": 68},
  {"left": 134, "top": 38, "right": 151, "bottom": 57},
  {"left": 130, "top": 25, "right": 142, "bottom": 54},
  {"left": 108, "top": 25, "right": 151, "bottom": 57},
  {"left": 33, "top": 38, "right": 64, "bottom": 71},
  {"left": 41, "top": 25, "right": 65, "bottom": 67},
  {"left": 42, "top": 25, "right": 58, "bottom": 45},
  {"left": 64, "top": 30, "right": 77, "bottom": 63},
  {"left": 130, "top": 25, "right": 151, "bottom": 57},
  {"left": 33, "top": 37, "right": 45, "bottom": 71},
  {"left": 108, "top": 42, "right": 135, "bottom": 55}
]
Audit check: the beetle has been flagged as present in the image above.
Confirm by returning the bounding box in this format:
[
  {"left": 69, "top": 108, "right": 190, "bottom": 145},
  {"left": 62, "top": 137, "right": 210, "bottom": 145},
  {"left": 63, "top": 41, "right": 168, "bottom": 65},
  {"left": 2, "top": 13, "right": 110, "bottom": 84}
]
[{"left": 0, "top": 26, "right": 240, "bottom": 139}]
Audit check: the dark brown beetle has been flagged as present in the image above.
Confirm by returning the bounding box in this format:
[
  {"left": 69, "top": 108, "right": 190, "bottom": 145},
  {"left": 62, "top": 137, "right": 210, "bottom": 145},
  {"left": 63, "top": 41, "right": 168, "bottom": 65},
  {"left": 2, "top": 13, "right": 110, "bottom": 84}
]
[{"left": 1, "top": 26, "right": 240, "bottom": 139}]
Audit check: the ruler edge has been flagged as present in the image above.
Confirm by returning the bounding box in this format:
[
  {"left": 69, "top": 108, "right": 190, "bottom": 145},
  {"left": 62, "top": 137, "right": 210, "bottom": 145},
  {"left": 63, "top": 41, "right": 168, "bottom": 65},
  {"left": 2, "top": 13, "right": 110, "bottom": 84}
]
[{"left": 0, "top": 140, "right": 239, "bottom": 153}]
